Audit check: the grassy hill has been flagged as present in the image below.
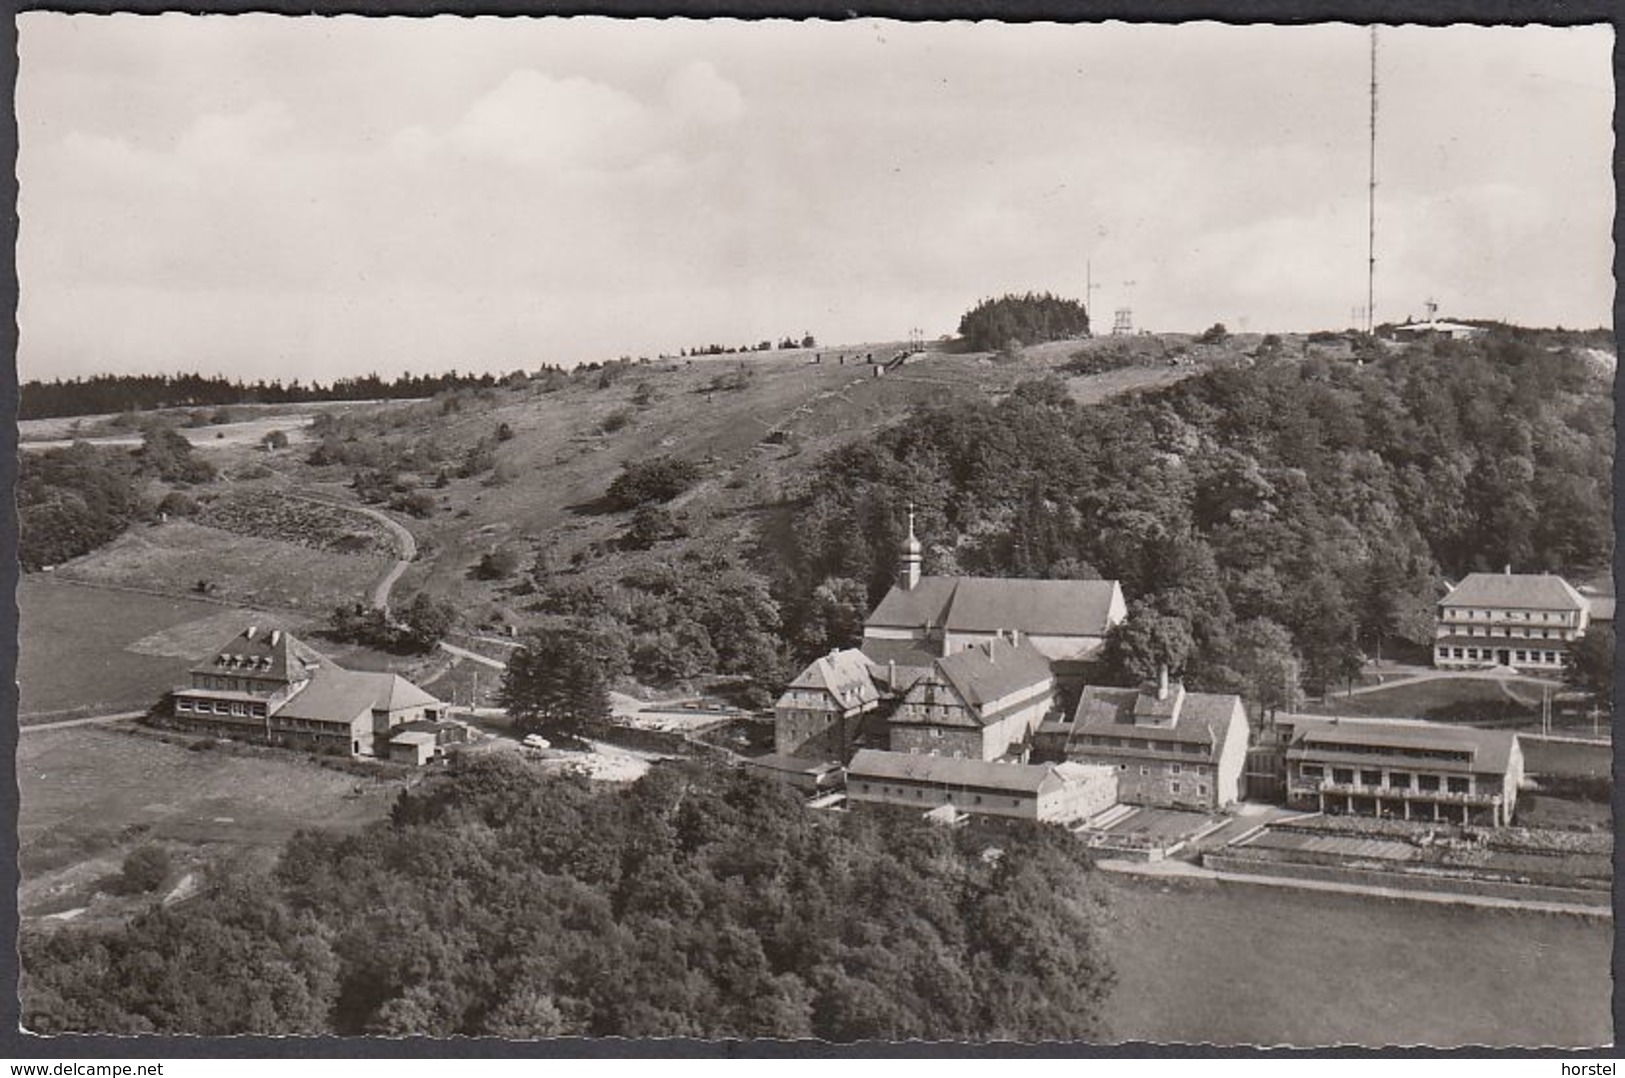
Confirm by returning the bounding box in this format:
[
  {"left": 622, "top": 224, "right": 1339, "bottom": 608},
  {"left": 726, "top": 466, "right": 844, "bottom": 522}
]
[{"left": 49, "top": 335, "right": 1244, "bottom": 631}]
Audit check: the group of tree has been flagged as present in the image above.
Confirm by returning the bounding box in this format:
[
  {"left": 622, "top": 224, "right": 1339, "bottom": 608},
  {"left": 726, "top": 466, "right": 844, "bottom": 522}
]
[
  {"left": 680, "top": 333, "right": 814, "bottom": 357},
  {"left": 22, "top": 757, "right": 1115, "bottom": 1038},
  {"left": 21, "top": 370, "right": 516, "bottom": 421},
  {"left": 20, "top": 426, "right": 220, "bottom": 570},
  {"left": 517, "top": 545, "right": 790, "bottom": 707},
  {"left": 605, "top": 456, "right": 704, "bottom": 509},
  {"left": 769, "top": 330, "right": 1612, "bottom": 703},
  {"left": 958, "top": 292, "right": 1092, "bottom": 352},
  {"left": 327, "top": 593, "right": 457, "bottom": 654}
]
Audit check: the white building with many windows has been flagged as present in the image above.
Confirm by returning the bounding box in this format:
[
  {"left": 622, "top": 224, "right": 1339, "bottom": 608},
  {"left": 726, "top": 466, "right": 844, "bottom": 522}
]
[{"left": 1432, "top": 571, "right": 1590, "bottom": 672}]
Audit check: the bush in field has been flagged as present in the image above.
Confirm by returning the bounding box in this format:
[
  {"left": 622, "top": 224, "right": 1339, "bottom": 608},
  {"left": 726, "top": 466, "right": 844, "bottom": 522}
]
[
  {"left": 605, "top": 456, "right": 702, "bottom": 509},
  {"left": 474, "top": 547, "right": 522, "bottom": 580},
  {"left": 118, "top": 846, "right": 172, "bottom": 894},
  {"left": 262, "top": 429, "right": 290, "bottom": 450}
]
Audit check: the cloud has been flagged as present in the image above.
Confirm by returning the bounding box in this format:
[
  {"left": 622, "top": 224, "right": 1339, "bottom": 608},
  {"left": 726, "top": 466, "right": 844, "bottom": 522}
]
[
  {"left": 452, "top": 69, "right": 652, "bottom": 169},
  {"left": 665, "top": 61, "right": 745, "bottom": 127}
]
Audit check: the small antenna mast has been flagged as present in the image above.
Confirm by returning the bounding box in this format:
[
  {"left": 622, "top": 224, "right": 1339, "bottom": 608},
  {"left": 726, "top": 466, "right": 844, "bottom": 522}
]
[{"left": 1366, "top": 25, "right": 1378, "bottom": 335}]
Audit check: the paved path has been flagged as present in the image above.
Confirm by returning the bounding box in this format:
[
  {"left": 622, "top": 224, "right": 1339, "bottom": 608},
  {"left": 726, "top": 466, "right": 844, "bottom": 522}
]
[
  {"left": 19, "top": 710, "right": 147, "bottom": 734},
  {"left": 1098, "top": 856, "right": 1609, "bottom": 918},
  {"left": 1340, "top": 667, "right": 1564, "bottom": 698},
  {"left": 439, "top": 641, "right": 508, "bottom": 671}
]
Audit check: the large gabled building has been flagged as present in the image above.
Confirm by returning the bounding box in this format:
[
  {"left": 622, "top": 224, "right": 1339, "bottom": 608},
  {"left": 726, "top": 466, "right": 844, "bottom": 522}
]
[
  {"left": 1036, "top": 671, "right": 1250, "bottom": 810},
  {"left": 845, "top": 749, "right": 1117, "bottom": 825},
  {"left": 860, "top": 508, "right": 1127, "bottom": 686},
  {"left": 167, "top": 626, "right": 449, "bottom": 761},
  {"left": 773, "top": 647, "right": 882, "bottom": 759},
  {"left": 1433, "top": 571, "right": 1590, "bottom": 672},
  {"left": 887, "top": 635, "right": 1056, "bottom": 761}
]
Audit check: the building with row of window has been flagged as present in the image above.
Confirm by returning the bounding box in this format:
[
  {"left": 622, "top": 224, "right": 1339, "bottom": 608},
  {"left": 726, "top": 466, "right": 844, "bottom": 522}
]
[
  {"left": 844, "top": 749, "right": 1117, "bottom": 825},
  {"left": 1433, "top": 571, "right": 1591, "bottom": 672},
  {"left": 1280, "top": 715, "right": 1524, "bottom": 827},
  {"left": 1034, "top": 669, "right": 1250, "bottom": 811},
  {"left": 166, "top": 626, "right": 450, "bottom": 761}
]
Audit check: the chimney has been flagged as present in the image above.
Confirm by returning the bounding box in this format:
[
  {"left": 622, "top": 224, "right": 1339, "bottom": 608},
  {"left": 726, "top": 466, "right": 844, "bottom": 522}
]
[
  {"left": 888, "top": 659, "right": 898, "bottom": 692},
  {"left": 1157, "top": 664, "right": 1169, "bottom": 701}
]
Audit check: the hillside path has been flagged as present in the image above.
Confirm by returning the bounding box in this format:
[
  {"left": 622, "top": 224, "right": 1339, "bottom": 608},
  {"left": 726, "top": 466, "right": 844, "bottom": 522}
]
[
  {"left": 284, "top": 495, "right": 417, "bottom": 612},
  {"left": 439, "top": 641, "right": 507, "bottom": 671}
]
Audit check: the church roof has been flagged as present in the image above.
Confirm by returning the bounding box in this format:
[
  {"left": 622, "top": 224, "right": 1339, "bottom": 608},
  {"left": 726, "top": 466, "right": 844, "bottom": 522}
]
[{"left": 866, "top": 576, "right": 1122, "bottom": 637}]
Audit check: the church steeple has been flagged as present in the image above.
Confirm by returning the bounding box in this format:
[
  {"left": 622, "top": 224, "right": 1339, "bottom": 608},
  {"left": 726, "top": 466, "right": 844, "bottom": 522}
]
[{"left": 900, "top": 502, "right": 922, "bottom": 591}]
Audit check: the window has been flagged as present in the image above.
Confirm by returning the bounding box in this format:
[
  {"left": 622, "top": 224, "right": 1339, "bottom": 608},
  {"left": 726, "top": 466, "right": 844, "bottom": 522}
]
[
  {"left": 1388, "top": 772, "right": 1411, "bottom": 790},
  {"left": 176, "top": 699, "right": 192, "bottom": 713},
  {"left": 1139, "top": 766, "right": 1150, "bottom": 776},
  {"left": 1417, "top": 774, "right": 1440, "bottom": 792},
  {"left": 1361, "top": 769, "right": 1382, "bottom": 787},
  {"left": 1171, "top": 762, "right": 1183, "bottom": 774},
  {"left": 1333, "top": 768, "right": 1354, "bottom": 785},
  {"left": 974, "top": 795, "right": 983, "bottom": 805},
  {"left": 1301, "top": 764, "right": 1323, "bottom": 780},
  {"left": 1170, "top": 782, "right": 1181, "bottom": 794},
  {"left": 1011, "top": 799, "right": 1021, "bottom": 807},
  {"left": 1119, "top": 763, "right": 1128, "bottom": 771},
  {"left": 930, "top": 727, "right": 942, "bottom": 738},
  {"left": 915, "top": 789, "right": 922, "bottom": 799},
  {"left": 1447, "top": 777, "right": 1470, "bottom": 794},
  {"left": 1515, "top": 650, "right": 1526, "bottom": 663},
  {"left": 214, "top": 702, "right": 230, "bottom": 715}
]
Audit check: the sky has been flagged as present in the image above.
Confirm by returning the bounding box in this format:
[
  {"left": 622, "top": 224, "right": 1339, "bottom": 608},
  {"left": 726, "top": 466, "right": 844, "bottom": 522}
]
[{"left": 15, "top": 17, "right": 1616, "bottom": 383}]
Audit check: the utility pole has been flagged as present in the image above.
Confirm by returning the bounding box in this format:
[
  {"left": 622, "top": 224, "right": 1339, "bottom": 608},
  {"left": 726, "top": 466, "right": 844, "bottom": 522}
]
[{"left": 1366, "top": 25, "right": 1379, "bottom": 335}]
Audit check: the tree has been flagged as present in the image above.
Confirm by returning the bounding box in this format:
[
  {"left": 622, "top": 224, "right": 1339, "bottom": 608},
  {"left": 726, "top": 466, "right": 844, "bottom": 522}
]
[
  {"left": 261, "top": 429, "right": 290, "bottom": 450},
  {"left": 499, "top": 627, "right": 613, "bottom": 733},
  {"left": 118, "top": 846, "right": 172, "bottom": 894},
  {"left": 474, "top": 547, "right": 521, "bottom": 580},
  {"left": 399, "top": 592, "right": 457, "bottom": 652},
  {"left": 1228, "top": 618, "right": 1304, "bottom": 719},
  {"left": 1568, "top": 625, "right": 1614, "bottom": 709},
  {"left": 1102, "top": 601, "right": 1195, "bottom": 684},
  {"left": 606, "top": 456, "right": 703, "bottom": 509}
]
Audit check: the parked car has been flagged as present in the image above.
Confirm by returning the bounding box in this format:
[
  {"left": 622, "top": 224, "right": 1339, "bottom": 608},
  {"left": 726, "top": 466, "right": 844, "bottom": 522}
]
[{"left": 521, "top": 734, "right": 551, "bottom": 750}]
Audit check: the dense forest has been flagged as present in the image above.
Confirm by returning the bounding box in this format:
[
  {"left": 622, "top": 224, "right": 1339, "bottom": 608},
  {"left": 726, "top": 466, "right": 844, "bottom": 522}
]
[
  {"left": 19, "top": 369, "right": 523, "bottom": 420},
  {"left": 958, "top": 292, "right": 1092, "bottom": 352},
  {"left": 769, "top": 331, "right": 1613, "bottom": 698},
  {"left": 22, "top": 757, "right": 1113, "bottom": 1039}
]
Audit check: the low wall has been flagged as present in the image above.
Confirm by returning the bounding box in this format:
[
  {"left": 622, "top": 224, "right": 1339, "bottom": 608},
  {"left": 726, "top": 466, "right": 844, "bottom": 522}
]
[{"left": 1203, "top": 852, "right": 1612, "bottom": 909}]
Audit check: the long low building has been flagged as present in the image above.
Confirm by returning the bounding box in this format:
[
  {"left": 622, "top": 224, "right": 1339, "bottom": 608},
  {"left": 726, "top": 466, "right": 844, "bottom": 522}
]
[
  {"left": 845, "top": 748, "right": 1116, "bottom": 824},
  {"left": 1279, "top": 715, "right": 1524, "bottom": 827}
]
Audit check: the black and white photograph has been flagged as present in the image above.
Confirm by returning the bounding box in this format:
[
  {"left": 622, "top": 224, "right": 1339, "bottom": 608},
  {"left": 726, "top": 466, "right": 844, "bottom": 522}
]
[{"left": 9, "top": 12, "right": 1616, "bottom": 1050}]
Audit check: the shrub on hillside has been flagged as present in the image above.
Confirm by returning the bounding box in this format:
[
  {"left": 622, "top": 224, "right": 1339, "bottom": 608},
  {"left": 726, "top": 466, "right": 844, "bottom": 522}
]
[
  {"left": 606, "top": 456, "right": 703, "bottom": 509},
  {"left": 117, "top": 846, "right": 172, "bottom": 894}
]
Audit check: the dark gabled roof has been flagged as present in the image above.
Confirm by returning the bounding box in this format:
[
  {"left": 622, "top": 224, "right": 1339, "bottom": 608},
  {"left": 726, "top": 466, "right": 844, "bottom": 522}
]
[
  {"left": 1072, "top": 683, "right": 1245, "bottom": 752},
  {"left": 779, "top": 648, "right": 881, "bottom": 710},
  {"left": 190, "top": 626, "right": 331, "bottom": 683},
  {"left": 846, "top": 749, "right": 1060, "bottom": 795},
  {"left": 859, "top": 637, "right": 942, "bottom": 677},
  {"left": 930, "top": 638, "right": 1054, "bottom": 717},
  {"left": 1439, "top": 573, "right": 1586, "bottom": 612},
  {"left": 865, "top": 576, "right": 1122, "bottom": 637},
  {"left": 1283, "top": 714, "right": 1519, "bottom": 775},
  {"left": 866, "top": 577, "right": 959, "bottom": 630},
  {"left": 274, "top": 668, "right": 443, "bottom": 723}
]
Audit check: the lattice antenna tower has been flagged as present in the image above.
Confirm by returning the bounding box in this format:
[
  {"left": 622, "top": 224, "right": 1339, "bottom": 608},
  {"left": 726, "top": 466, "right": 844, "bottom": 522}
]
[{"left": 1366, "top": 26, "right": 1378, "bottom": 335}]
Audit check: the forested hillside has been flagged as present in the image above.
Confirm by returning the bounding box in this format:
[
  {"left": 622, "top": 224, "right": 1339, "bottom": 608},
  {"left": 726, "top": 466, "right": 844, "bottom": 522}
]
[
  {"left": 22, "top": 757, "right": 1113, "bottom": 1039},
  {"left": 771, "top": 331, "right": 1613, "bottom": 696}
]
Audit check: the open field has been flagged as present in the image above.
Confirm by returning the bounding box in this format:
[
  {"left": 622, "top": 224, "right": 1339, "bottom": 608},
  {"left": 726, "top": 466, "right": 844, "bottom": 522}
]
[
  {"left": 18, "top": 399, "right": 399, "bottom": 450},
  {"left": 1308, "top": 676, "right": 1537, "bottom": 722},
  {"left": 17, "top": 724, "right": 411, "bottom": 926},
  {"left": 1096, "top": 871, "right": 1612, "bottom": 1047},
  {"left": 1521, "top": 735, "right": 1613, "bottom": 780},
  {"left": 54, "top": 520, "right": 392, "bottom": 612},
  {"left": 16, "top": 577, "right": 306, "bottom": 721}
]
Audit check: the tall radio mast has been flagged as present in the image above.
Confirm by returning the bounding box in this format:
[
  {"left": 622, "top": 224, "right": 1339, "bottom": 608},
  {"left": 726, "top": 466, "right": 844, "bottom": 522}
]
[{"left": 1366, "top": 26, "right": 1378, "bottom": 335}]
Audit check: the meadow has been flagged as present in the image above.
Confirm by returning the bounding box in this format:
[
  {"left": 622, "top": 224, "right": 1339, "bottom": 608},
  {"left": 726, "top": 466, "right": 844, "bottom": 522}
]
[
  {"left": 16, "top": 576, "right": 304, "bottom": 721},
  {"left": 1097, "top": 871, "right": 1612, "bottom": 1047},
  {"left": 17, "top": 724, "right": 409, "bottom": 927}
]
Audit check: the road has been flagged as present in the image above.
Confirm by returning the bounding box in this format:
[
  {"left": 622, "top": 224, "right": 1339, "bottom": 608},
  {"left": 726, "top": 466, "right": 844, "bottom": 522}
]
[
  {"left": 20, "top": 710, "right": 147, "bottom": 734},
  {"left": 438, "top": 640, "right": 508, "bottom": 671},
  {"left": 284, "top": 495, "right": 417, "bottom": 613},
  {"left": 1341, "top": 666, "right": 1564, "bottom": 698},
  {"left": 1098, "top": 856, "right": 1609, "bottom": 918}
]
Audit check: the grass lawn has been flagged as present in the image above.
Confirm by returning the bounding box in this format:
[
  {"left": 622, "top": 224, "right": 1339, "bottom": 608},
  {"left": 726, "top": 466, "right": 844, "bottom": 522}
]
[
  {"left": 1521, "top": 736, "right": 1613, "bottom": 780},
  {"left": 17, "top": 577, "right": 308, "bottom": 721},
  {"left": 1097, "top": 871, "right": 1612, "bottom": 1047},
  {"left": 17, "top": 724, "right": 409, "bottom": 923},
  {"left": 55, "top": 520, "right": 391, "bottom": 613},
  {"left": 1310, "top": 677, "right": 1537, "bottom": 722}
]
